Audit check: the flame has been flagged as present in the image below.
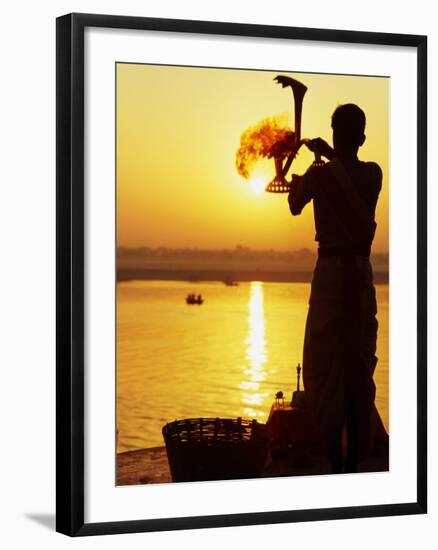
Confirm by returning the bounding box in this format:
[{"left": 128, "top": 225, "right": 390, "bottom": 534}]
[{"left": 235, "top": 114, "right": 293, "bottom": 180}]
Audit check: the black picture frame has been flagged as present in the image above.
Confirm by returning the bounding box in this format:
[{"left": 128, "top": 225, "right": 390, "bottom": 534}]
[{"left": 56, "top": 12, "right": 427, "bottom": 537}]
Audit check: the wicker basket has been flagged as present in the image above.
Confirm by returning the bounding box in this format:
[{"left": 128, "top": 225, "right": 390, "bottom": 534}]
[{"left": 162, "top": 417, "right": 271, "bottom": 482}]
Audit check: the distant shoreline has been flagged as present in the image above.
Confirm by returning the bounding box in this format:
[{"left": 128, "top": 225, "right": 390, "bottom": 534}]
[{"left": 117, "top": 268, "right": 389, "bottom": 284}]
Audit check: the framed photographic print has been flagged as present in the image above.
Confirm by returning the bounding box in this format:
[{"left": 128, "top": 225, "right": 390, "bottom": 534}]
[{"left": 56, "top": 13, "right": 427, "bottom": 536}]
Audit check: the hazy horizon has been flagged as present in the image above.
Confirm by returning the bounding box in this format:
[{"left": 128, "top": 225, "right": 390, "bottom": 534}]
[
  {"left": 117, "top": 244, "right": 389, "bottom": 260},
  {"left": 117, "top": 245, "right": 389, "bottom": 284}
]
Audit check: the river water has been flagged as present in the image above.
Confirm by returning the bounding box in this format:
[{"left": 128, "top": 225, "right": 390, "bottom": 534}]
[{"left": 117, "top": 280, "right": 388, "bottom": 452}]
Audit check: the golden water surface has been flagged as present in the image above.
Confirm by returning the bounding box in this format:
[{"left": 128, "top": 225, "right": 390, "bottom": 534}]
[{"left": 117, "top": 281, "right": 388, "bottom": 452}]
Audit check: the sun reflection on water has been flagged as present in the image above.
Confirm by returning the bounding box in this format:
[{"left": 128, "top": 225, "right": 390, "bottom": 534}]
[{"left": 240, "top": 282, "right": 269, "bottom": 418}]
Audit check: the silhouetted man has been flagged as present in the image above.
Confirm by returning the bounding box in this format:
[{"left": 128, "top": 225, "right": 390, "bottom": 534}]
[{"left": 288, "top": 104, "right": 382, "bottom": 473}]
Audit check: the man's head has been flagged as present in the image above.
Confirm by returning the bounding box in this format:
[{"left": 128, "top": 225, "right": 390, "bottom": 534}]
[{"left": 331, "top": 104, "right": 366, "bottom": 156}]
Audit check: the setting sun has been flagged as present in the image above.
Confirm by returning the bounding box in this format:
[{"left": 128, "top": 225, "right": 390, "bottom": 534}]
[{"left": 249, "top": 177, "right": 267, "bottom": 194}]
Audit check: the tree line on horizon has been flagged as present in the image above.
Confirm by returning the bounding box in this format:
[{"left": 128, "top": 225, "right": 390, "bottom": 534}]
[{"left": 117, "top": 245, "right": 389, "bottom": 264}]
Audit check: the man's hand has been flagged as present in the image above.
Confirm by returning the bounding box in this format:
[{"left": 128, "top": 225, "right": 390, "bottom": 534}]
[{"left": 307, "top": 137, "right": 335, "bottom": 160}]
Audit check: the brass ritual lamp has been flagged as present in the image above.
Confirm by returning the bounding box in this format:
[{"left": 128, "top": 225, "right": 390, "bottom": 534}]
[{"left": 265, "top": 76, "right": 324, "bottom": 194}]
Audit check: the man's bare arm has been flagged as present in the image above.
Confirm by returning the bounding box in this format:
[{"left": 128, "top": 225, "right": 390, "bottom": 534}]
[
  {"left": 288, "top": 138, "right": 334, "bottom": 215},
  {"left": 288, "top": 172, "right": 314, "bottom": 216}
]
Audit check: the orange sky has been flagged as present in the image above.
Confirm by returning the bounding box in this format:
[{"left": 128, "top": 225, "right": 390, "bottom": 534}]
[{"left": 116, "top": 64, "right": 389, "bottom": 253}]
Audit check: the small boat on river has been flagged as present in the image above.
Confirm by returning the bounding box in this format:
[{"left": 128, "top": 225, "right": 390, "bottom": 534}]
[
  {"left": 186, "top": 293, "right": 204, "bottom": 305},
  {"left": 223, "top": 280, "right": 239, "bottom": 287}
]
